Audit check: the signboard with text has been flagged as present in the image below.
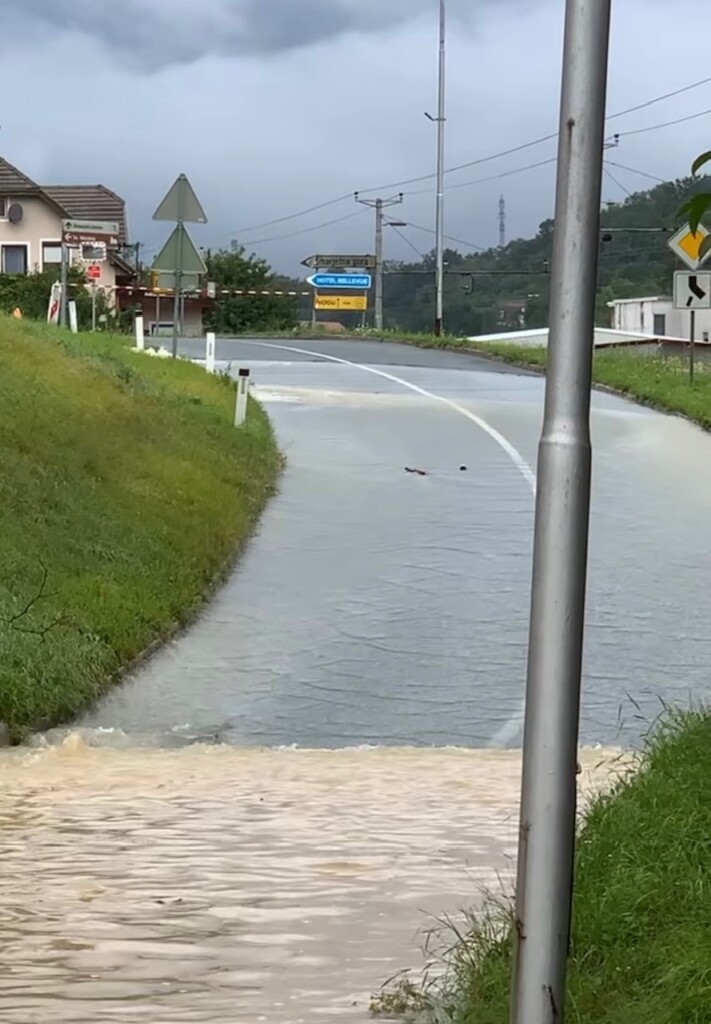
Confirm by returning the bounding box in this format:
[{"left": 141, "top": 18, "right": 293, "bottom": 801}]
[{"left": 314, "top": 294, "right": 368, "bottom": 311}]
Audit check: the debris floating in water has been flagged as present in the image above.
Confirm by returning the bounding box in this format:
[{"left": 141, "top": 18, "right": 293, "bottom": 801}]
[{"left": 404, "top": 467, "right": 427, "bottom": 476}]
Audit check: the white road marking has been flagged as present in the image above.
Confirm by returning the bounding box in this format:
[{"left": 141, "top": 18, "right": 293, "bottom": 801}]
[{"left": 229, "top": 339, "right": 536, "bottom": 746}]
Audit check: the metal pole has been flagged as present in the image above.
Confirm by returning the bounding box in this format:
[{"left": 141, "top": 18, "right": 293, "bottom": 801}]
[
  {"left": 433, "top": 0, "right": 446, "bottom": 337},
  {"left": 60, "top": 244, "right": 68, "bottom": 327},
  {"left": 510, "top": 4, "right": 612, "bottom": 1024},
  {"left": 689, "top": 309, "right": 696, "bottom": 383},
  {"left": 91, "top": 283, "right": 97, "bottom": 331},
  {"left": 172, "top": 200, "right": 185, "bottom": 358},
  {"left": 355, "top": 192, "right": 403, "bottom": 331},
  {"left": 312, "top": 287, "right": 318, "bottom": 329},
  {"left": 375, "top": 198, "right": 384, "bottom": 331}
]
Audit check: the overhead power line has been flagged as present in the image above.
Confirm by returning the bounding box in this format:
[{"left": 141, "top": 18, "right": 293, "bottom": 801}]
[
  {"left": 230, "top": 72, "right": 711, "bottom": 243},
  {"left": 615, "top": 106, "right": 711, "bottom": 138},
  {"left": 605, "top": 160, "right": 666, "bottom": 183},
  {"left": 240, "top": 209, "right": 367, "bottom": 245},
  {"left": 402, "top": 220, "right": 487, "bottom": 252}
]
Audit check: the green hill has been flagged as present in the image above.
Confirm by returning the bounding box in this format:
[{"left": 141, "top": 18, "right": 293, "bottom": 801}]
[{"left": 381, "top": 175, "right": 711, "bottom": 336}]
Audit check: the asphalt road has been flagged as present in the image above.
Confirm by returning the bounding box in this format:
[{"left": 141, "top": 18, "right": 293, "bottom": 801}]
[
  {"left": 75, "top": 335, "right": 711, "bottom": 749},
  {"left": 175, "top": 333, "right": 529, "bottom": 373}
]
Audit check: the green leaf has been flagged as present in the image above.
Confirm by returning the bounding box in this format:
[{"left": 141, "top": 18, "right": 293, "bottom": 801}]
[
  {"left": 691, "top": 150, "right": 711, "bottom": 176},
  {"left": 677, "top": 193, "right": 711, "bottom": 233}
]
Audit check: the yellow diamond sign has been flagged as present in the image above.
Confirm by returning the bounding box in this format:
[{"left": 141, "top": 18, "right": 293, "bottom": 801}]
[{"left": 667, "top": 222, "right": 710, "bottom": 270}]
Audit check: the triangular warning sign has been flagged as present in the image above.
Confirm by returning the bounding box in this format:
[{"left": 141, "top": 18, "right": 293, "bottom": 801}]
[
  {"left": 152, "top": 224, "right": 207, "bottom": 275},
  {"left": 153, "top": 174, "right": 207, "bottom": 224}
]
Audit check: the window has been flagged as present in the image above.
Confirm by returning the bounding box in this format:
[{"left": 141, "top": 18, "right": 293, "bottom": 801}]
[
  {"left": 42, "top": 242, "right": 63, "bottom": 272},
  {"left": 1, "top": 244, "right": 28, "bottom": 274},
  {"left": 0, "top": 198, "right": 7, "bottom": 219},
  {"left": 653, "top": 313, "right": 666, "bottom": 336}
]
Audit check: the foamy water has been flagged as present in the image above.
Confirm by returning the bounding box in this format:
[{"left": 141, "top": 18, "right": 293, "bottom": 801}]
[{"left": 0, "top": 741, "right": 624, "bottom": 1022}]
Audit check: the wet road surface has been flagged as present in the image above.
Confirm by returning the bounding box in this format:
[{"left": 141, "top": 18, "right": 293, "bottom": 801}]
[
  {"left": 77, "top": 336, "right": 711, "bottom": 748},
  {"left": 3, "top": 336, "right": 709, "bottom": 1022}
]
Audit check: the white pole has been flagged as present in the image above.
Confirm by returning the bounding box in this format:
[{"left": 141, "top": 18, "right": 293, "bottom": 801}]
[
  {"left": 68, "top": 300, "right": 78, "bottom": 334},
  {"left": 135, "top": 314, "right": 145, "bottom": 351},
  {"left": 206, "top": 331, "right": 216, "bottom": 373},
  {"left": 234, "top": 368, "right": 250, "bottom": 427},
  {"left": 510, "top": 3, "right": 612, "bottom": 1024}
]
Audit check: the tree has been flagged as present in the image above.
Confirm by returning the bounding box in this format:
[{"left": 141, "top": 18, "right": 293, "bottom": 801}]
[
  {"left": 679, "top": 151, "right": 711, "bottom": 257},
  {"left": 204, "top": 246, "right": 298, "bottom": 334}
]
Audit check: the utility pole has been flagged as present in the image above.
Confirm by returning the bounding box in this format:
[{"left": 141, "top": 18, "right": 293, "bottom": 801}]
[
  {"left": 425, "top": 0, "right": 446, "bottom": 337},
  {"left": 509, "top": 3, "right": 612, "bottom": 1024},
  {"left": 499, "top": 195, "right": 506, "bottom": 248},
  {"left": 355, "top": 192, "right": 403, "bottom": 330}
]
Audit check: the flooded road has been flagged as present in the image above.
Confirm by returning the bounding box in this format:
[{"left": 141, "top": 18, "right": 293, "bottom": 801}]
[
  {"left": 0, "top": 742, "right": 621, "bottom": 1023},
  {"left": 80, "top": 338, "right": 711, "bottom": 748},
  {"left": 3, "top": 338, "right": 709, "bottom": 1021}
]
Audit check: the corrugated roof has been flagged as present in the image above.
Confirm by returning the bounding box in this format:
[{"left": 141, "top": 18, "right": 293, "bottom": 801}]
[
  {"left": 0, "top": 156, "right": 42, "bottom": 195},
  {"left": 42, "top": 184, "right": 128, "bottom": 244}
]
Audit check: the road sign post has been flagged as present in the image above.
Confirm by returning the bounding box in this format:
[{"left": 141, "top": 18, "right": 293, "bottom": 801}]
[
  {"left": 673, "top": 270, "right": 711, "bottom": 310},
  {"left": 153, "top": 174, "right": 207, "bottom": 359},
  {"left": 307, "top": 273, "right": 372, "bottom": 289},
  {"left": 672, "top": 266, "right": 711, "bottom": 385},
  {"left": 59, "top": 244, "right": 68, "bottom": 328},
  {"left": 62, "top": 220, "right": 120, "bottom": 247},
  {"left": 302, "top": 254, "right": 376, "bottom": 270},
  {"left": 510, "top": 3, "right": 611, "bottom": 1024},
  {"left": 206, "top": 332, "right": 216, "bottom": 374},
  {"left": 667, "top": 223, "right": 711, "bottom": 271},
  {"left": 314, "top": 295, "right": 368, "bottom": 311},
  {"left": 234, "top": 368, "right": 250, "bottom": 427}
]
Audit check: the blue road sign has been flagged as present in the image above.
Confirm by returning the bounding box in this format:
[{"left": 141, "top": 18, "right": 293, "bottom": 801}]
[{"left": 307, "top": 273, "right": 372, "bottom": 289}]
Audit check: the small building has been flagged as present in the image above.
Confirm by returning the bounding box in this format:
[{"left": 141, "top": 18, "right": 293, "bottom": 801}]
[
  {"left": 608, "top": 295, "right": 711, "bottom": 343},
  {"left": 118, "top": 284, "right": 215, "bottom": 339},
  {"left": 0, "top": 155, "right": 134, "bottom": 297}
]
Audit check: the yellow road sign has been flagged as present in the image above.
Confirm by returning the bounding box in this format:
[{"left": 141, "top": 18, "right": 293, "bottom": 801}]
[
  {"left": 315, "top": 294, "right": 368, "bottom": 311},
  {"left": 667, "top": 223, "right": 710, "bottom": 271}
]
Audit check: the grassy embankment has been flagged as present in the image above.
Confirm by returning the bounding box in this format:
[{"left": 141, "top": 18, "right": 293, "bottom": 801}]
[
  {"left": 374, "top": 713, "right": 711, "bottom": 1023},
  {"left": 361, "top": 333, "right": 711, "bottom": 1022},
  {"left": 0, "top": 316, "right": 281, "bottom": 741}
]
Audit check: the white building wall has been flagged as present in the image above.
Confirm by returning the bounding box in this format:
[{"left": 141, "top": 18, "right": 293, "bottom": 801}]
[{"left": 611, "top": 297, "right": 711, "bottom": 341}]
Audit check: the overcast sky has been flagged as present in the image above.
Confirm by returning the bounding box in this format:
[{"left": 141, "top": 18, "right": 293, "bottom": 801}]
[{"left": 2, "top": 0, "right": 710, "bottom": 274}]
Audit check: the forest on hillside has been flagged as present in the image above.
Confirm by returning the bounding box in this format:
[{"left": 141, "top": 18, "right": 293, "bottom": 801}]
[
  {"left": 377, "top": 175, "right": 711, "bottom": 335},
  {"left": 220, "top": 174, "right": 711, "bottom": 335}
]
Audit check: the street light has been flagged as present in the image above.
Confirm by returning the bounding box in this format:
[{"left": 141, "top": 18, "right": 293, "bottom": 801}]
[{"left": 424, "top": 0, "right": 446, "bottom": 337}]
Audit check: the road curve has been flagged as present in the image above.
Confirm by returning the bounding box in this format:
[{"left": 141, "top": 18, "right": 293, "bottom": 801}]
[{"left": 75, "top": 335, "right": 711, "bottom": 749}]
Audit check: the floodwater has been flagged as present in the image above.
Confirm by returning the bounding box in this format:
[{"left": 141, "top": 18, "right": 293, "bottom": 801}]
[
  {"left": 79, "top": 342, "right": 711, "bottom": 748},
  {"left": 2, "top": 340, "right": 710, "bottom": 1021},
  {"left": 0, "top": 742, "right": 623, "bottom": 1023}
]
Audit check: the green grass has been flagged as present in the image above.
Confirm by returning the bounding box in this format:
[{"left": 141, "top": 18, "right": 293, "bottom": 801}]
[
  {"left": 373, "top": 713, "right": 711, "bottom": 1023},
  {"left": 0, "top": 316, "right": 282, "bottom": 740}
]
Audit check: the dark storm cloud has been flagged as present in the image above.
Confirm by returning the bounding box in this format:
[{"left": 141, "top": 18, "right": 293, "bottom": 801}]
[{"left": 0, "top": 0, "right": 509, "bottom": 70}]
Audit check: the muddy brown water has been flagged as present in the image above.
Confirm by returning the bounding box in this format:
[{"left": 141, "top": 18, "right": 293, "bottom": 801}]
[{"left": 0, "top": 742, "right": 623, "bottom": 1023}]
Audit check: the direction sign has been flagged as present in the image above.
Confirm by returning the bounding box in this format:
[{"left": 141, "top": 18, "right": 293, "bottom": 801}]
[
  {"left": 673, "top": 270, "right": 711, "bottom": 309},
  {"left": 667, "top": 223, "right": 711, "bottom": 271},
  {"left": 302, "top": 254, "right": 376, "bottom": 270},
  {"left": 153, "top": 174, "right": 207, "bottom": 224},
  {"left": 307, "top": 273, "right": 372, "bottom": 289},
  {"left": 315, "top": 294, "right": 368, "bottom": 311},
  {"left": 62, "top": 219, "right": 120, "bottom": 247}
]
